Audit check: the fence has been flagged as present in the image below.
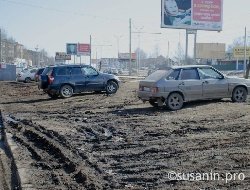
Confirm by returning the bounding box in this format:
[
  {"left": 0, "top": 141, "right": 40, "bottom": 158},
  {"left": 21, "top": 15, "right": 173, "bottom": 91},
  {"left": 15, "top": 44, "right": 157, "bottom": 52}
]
[{"left": 0, "top": 64, "right": 16, "bottom": 81}]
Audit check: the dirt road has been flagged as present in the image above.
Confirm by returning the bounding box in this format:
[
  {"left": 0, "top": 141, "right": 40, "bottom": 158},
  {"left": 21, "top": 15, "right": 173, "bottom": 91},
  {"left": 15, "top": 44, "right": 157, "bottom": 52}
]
[{"left": 0, "top": 80, "right": 249, "bottom": 189}]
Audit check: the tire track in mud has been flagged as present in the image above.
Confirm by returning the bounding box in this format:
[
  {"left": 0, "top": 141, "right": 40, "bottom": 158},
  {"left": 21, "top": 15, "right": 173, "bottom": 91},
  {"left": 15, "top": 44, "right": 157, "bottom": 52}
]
[
  {"left": 65, "top": 110, "right": 250, "bottom": 189},
  {"left": 6, "top": 116, "right": 116, "bottom": 189},
  {"left": 0, "top": 111, "right": 21, "bottom": 190}
]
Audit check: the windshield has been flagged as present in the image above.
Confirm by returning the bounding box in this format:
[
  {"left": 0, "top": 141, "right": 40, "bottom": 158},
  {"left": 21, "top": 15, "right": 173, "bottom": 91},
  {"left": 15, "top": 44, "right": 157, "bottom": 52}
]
[{"left": 146, "top": 69, "right": 172, "bottom": 81}]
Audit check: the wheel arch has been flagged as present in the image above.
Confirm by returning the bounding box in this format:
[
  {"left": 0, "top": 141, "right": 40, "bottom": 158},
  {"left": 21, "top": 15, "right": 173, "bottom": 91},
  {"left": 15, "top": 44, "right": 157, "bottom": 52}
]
[
  {"left": 232, "top": 85, "right": 248, "bottom": 95},
  {"left": 107, "top": 79, "right": 119, "bottom": 87},
  {"left": 167, "top": 91, "right": 185, "bottom": 101},
  {"left": 60, "top": 83, "right": 75, "bottom": 92}
]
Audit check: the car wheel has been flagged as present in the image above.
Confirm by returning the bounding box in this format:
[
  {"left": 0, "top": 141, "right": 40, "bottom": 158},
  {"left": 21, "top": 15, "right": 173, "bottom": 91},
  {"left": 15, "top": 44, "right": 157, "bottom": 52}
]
[
  {"left": 149, "top": 99, "right": 158, "bottom": 107},
  {"left": 25, "top": 77, "right": 31, "bottom": 83},
  {"left": 106, "top": 81, "right": 118, "bottom": 94},
  {"left": 231, "top": 86, "right": 247, "bottom": 102},
  {"left": 60, "top": 85, "right": 73, "bottom": 98},
  {"left": 48, "top": 92, "right": 58, "bottom": 99},
  {"left": 166, "top": 92, "right": 184, "bottom": 111}
]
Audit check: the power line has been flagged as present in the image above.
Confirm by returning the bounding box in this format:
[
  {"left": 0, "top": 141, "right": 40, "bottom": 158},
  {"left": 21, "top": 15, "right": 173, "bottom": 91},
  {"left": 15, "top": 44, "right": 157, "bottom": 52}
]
[{"left": 0, "top": 0, "right": 127, "bottom": 22}]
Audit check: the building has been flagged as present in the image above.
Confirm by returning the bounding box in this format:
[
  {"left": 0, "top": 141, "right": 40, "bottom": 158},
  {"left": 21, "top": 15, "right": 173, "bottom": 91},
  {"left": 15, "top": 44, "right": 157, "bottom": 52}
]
[{"left": 1, "top": 39, "right": 15, "bottom": 63}]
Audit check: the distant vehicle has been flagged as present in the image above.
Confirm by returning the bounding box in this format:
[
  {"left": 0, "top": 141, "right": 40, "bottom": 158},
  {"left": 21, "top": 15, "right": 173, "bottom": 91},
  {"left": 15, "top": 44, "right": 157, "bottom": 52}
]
[
  {"left": 39, "top": 64, "right": 120, "bottom": 98},
  {"left": 103, "top": 68, "right": 119, "bottom": 75},
  {"left": 16, "top": 67, "right": 24, "bottom": 75},
  {"left": 118, "top": 69, "right": 123, "bottom": 74},
  {"left": 35, "top": 68, "right": 45, "bottom": 82},
  {"left": 17, "top": 68, "right": 38, "bottom": 83},
  {"left": 138, "top": 65, "right": 250, "bottom": 110},
  {"left": 147, "top": 69, "right": 154, "bottom": 76}
]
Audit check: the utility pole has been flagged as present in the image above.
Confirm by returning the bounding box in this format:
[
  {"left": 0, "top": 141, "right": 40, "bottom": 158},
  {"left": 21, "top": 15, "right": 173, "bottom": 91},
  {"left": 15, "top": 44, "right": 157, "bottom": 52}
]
[
  {"left": 114, "top": 34, "right": 123, "bottom": 55},
  {"left": 167, "top": 41, "right": 170, "bottom": 65},
  {"left": 35, "top": 45, "right": 39, "bottom": 67},
  {"left": 245, "top": 56, "right": 250, "bottom": 79},
  {"left": 129, "top": 18, "right": 132, "bottom": 76},
  {"left": 90, "top": 35, "right": 92, "bottom": 66},
  {"left": 244, "top": 27, "right": 247, "bottom": 73},
  {"left": 0, "top": 28, "right": 2, "bottom": 63}
]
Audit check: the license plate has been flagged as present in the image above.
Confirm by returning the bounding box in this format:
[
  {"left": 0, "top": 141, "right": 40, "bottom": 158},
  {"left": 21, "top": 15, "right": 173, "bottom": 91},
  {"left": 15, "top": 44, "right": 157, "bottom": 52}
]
[{"left": 143, "top": 87, "right": 151, "bottom": 92}]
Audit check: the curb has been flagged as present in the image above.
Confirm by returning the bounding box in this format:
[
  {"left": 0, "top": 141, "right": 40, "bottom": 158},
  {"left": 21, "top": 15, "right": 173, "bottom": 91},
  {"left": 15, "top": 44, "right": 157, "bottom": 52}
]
[{"left": 0, "top": 110, "right": 34, "bottom": 190}]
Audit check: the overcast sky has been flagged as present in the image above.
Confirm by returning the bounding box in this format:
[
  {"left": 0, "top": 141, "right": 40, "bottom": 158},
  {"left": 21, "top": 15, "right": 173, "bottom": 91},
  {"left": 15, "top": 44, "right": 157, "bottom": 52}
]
[{"left": 0, "top": 0, "right": 250, "bottom": 61}]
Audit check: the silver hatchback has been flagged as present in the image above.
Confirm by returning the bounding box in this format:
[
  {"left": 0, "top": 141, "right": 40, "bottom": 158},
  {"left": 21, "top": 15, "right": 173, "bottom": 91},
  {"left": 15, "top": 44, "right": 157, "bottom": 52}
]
[{"left": 138, "top": 65, "right": 250, "bottom": 110}]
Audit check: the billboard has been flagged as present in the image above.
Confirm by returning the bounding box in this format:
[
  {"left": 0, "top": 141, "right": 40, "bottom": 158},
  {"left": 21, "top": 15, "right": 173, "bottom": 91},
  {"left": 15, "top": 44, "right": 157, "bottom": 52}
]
[
  {"left": 233, "top": 47, "right": 250, "bottom": 59},
  {"left": 66, "top": 43, "right": 77, "bottom": 55},
  {"left": 77, "top": 43, "right": 91, "bottom": 56},
  {"left": 118, "top": 53, "right": 136, "bottom": 60},
  {"left": 55, "top": 52, "right": 71, "bottom": 60},
  {"left": 196, "top": 43, "right": 225, "bottom": 59},
  {"left": 161, "top": 0, "right": 223, "bottom": 31}
]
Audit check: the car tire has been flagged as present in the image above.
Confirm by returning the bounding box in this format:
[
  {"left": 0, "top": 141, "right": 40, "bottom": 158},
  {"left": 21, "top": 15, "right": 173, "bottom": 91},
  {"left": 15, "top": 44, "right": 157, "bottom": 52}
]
[
  {"left": 166, "top": 92, "right": 184, "bottom": 111},
  {"left": 48, "top": 92, "right": 58, "bottom": 99},
  {"left": 25, "top": 77, "right": 31, "bottom": 83},
  {"left": 149, "top": 99, "right": 158, "bottom": 107},
  {"left": 106, "top": 81, "right": 118, "bottom": 94},
  {"left": 60, "top": 85, "right": 73, "bottom": 98},
  {"left": 231, "top": 86, "right": 247, "bottom": 102}
]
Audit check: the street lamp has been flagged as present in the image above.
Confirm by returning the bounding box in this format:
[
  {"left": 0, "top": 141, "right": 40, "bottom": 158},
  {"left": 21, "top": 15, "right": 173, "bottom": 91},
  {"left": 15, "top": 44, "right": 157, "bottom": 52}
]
[
  {"left": 35, "top": 45, "right": 39, "bottom": 67},
  {"left": 114, "top": 35, "right": 123, "bottom": 56},
  {"left": 132, "top": 31, "right": 162, "bottom": 72},
  {"left": 92, "top": 44, "right": 112, "bottom": 70}
]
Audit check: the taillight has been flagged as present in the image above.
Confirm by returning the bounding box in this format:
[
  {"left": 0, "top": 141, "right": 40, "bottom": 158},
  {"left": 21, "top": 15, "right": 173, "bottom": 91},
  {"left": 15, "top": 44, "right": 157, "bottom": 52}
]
[
  {"left": 151, "top": 87, "right": 159, "bottom": 93},
  {"left": 48, "top": 75, "right": 54, "bottom": 84},
  {"left": 139, "top": 85, "right": 143, "bottom": 91}
]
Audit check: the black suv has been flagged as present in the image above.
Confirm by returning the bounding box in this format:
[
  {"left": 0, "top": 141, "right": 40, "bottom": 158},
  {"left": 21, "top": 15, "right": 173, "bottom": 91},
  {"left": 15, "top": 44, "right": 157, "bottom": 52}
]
[{"left": 39, "top": 65, "right": 120, "bottom": 98}]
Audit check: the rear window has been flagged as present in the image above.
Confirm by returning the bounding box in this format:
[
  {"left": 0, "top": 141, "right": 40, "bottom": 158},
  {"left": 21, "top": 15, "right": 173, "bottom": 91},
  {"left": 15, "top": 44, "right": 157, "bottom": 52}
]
[
  {"left": 146, "top": 70, "right": 172, "bottom": 81},
  {"left": 166, "top": 69, "right": 180, "bottom": 80},
  {"left": 42, "top": 67, "right": 53, "bottom": 75},
  {"left": 37, "top": 68, "right": 45, "bottom": 75}
]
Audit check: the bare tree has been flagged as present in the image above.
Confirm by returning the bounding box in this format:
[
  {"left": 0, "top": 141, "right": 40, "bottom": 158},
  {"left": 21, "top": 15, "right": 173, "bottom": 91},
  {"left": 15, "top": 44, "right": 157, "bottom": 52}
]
[{"left": 173, "top": 43, "right": 185, "bottom": 65}]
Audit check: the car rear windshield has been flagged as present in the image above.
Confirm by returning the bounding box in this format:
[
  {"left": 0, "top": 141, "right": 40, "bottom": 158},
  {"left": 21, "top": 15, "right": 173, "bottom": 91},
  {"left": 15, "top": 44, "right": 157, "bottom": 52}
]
[
  {"left": 42, "top": 67, "right": 53, "bottom": 75},
  {"left": 146, "top": 70, "right": 172, "bottom": 81},
  {"left": 37, "top": 68, "right": 45, "bottom": 75}
]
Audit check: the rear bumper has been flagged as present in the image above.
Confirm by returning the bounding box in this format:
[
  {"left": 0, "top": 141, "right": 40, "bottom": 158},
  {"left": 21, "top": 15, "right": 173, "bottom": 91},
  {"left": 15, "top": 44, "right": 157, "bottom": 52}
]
[
  {"left": 40, "top": 84, "right": 60, "bottom": 94},
  {"left": 138, "top": 91, "right": 168, "bottom": 101},
  {"left": 247, "top": 86, "right": 250, "bottom": 94}
]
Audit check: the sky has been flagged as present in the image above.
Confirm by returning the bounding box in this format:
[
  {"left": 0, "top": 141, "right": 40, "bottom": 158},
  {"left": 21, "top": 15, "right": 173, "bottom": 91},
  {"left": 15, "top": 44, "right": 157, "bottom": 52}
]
[{"left": 0, "top": 0, "right": 250, "bottom": 62}]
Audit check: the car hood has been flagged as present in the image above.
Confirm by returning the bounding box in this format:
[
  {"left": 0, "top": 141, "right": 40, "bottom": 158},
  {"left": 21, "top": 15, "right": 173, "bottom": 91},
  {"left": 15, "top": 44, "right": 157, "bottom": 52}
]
[
  {"left": 226, "top": 76, "right": 250, "bottom": 85},
  {"left": 100, "top": 72, "right": 120, "bottom": 81}
]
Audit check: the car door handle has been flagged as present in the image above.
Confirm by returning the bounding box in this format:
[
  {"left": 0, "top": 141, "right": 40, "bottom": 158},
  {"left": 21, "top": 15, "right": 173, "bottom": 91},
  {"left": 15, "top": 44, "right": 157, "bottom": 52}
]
[
  {"left": 179, "top": 82, "right": 185, "bottom": 85},
  {"left": 203, "top": 81, "right": 209, "bottom": 84}
]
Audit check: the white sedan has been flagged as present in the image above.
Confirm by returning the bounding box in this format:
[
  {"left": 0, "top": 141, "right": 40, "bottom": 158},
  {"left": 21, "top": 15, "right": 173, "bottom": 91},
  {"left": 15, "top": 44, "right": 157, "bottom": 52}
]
[{"left": 17, "top": 68, "right": 38, "bottom": 83}]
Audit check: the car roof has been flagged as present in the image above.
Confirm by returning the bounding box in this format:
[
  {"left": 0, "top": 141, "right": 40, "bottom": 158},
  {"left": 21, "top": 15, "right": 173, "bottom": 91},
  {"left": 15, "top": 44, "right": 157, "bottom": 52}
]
[
  {"left": 171, "top": 65, "right": 212, "bottom": 69},
  {"left": 46, "top": 64, "right": 90, "bottom": 68}
]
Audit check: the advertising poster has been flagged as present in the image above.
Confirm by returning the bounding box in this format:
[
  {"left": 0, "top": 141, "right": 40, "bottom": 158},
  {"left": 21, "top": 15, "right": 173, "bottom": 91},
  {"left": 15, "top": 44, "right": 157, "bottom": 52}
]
[
  {"left": 77, "top": 43, "right": 91, "bottom": 56},
  {"left": 161, "top": 0, "right": 223, "bottom": 31},
  {"left": 66, "top": 43, "right": 77, "bottom": 55}
]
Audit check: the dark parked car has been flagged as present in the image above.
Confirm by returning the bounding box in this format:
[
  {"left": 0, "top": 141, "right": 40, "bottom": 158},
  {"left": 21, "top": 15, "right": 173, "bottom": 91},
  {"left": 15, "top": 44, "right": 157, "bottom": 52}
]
[
  {"left": 35, "top": 67, "right": 45, "bottom": 82},
  {"left": 39, "top": 65, "right": 120, "bottom": 98}
]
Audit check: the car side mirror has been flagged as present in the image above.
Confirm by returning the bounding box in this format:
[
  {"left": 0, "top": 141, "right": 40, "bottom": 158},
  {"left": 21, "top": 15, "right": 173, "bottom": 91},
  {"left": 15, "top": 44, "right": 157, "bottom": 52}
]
[{"left": 218, "top": 75, "right": 224, "bottom": 79}]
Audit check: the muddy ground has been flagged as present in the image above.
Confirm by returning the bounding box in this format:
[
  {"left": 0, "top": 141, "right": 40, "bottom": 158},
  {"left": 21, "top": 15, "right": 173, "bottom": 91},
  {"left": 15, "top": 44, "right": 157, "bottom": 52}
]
[{"left": 0, "top": 79, "right": 249, "bottom": 190}]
